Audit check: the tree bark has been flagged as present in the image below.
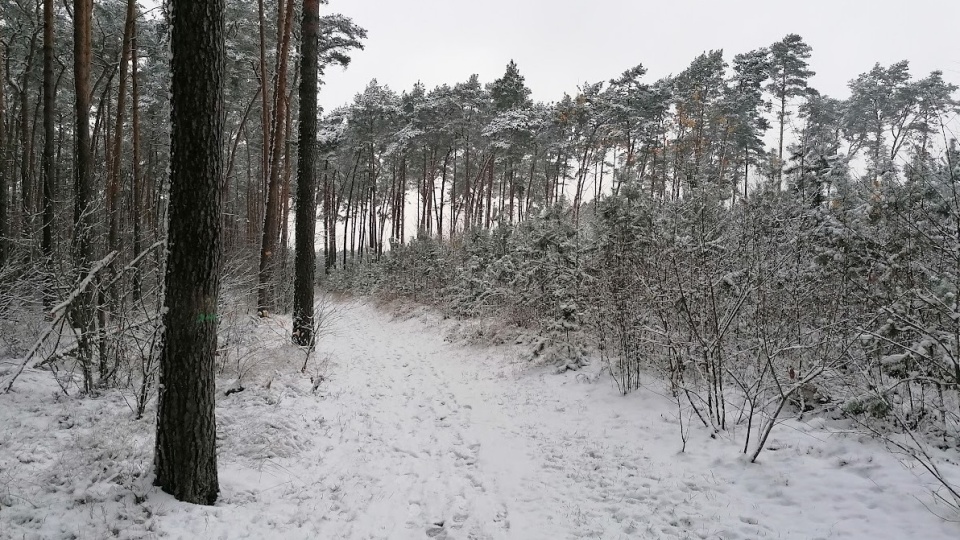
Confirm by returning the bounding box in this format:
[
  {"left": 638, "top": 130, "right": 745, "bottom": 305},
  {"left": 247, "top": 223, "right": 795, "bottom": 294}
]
[
  {"left": 293, "top": 0, "right": 319, "bottom": 346},
  {"left": 41, "top": 0, "right": 55, "bottom": 271},
  {"left": 323, "top": 160, "right": 336, "bottom": 272},
  {"left": 131, "top": 11, "right": 143, "bottom": 301},
  {"left": 0, "top": 43, "right": 7, "bottom": 267},
  {"left": 107, "top": 0, "right": 137, "bottom": 271},
  {"left": 257, "top": 0, "right": 295, "bottom": 314},
  {"left": 155, "top": 0, "right": 225, "bottom": 506},
  {"left": 71, "top": 0, "right": 96, "bottom": 391},
  {"left": 20, "top": 27, "right": 40, "bottom": 241}
]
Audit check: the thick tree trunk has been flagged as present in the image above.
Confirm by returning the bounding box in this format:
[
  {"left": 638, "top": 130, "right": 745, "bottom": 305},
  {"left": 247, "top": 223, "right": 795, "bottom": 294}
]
[
  {"left": 155, "top": 0, "right": 225, "bottom": 506},
  {"left": 293, "top": 0, "right": 319, "bottom": 346}
]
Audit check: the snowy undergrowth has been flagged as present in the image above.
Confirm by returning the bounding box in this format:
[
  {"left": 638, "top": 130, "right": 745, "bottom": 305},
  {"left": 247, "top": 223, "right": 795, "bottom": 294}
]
[
  {"left": 1, "top": 298, "right": 959, "bottom": 539},
  {"left": 376, "top": 297, "right": 590, "bottom": 372},
  {"left": 0, "top": 309, "right": 322, "bottom": 540}
]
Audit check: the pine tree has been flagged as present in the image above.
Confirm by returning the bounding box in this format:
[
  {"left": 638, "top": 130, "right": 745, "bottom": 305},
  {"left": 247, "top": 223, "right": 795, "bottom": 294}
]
[
  {"left": 766, "top": 34, "right": 814, "bottom": 186},
  {"left": 672, "top": 50, "right": 726, "bottom": 193},
  {"left": 155, "top": 0, "right": 225, "bottom": 506},
  {"left": 70, "top": 0, "right": 96, "bottom": 391},
  {"left": 41, "top": 0, "right": 55, "bottom": 275},
  {"left": 0, "top": 43, "right": 6, "bottom": 267},
  {"left": 845, "top": 61, "right": 916, "bottom": 179},
  {"left": 725, "top": 48, "right": 770, "bottom": 199},
  {"left": 293, "top": 0, "right": 320, "bottom": 346},
  {"left": 490, "top": 60, "right": 532, "bottom": 112},
  {"left": 787, "top": 93, "right": 845, "bottom": 206}
]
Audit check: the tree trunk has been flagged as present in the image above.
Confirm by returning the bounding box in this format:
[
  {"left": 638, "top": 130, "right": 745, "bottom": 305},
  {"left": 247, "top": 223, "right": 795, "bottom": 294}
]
[
  {"left": 107, "top": 0, "right": 137, "bottom": 266},
  {"left": 257, "top": 0, "right": 295, "bottom": 314},
  {"left": 131, "top": 13, "right": 143, "bottom": 301},
  {"left": 777, "top": 81, "right": 786, "bottom": 189},
  {"left": 343, "top": 174, "right": 354, "bottom": 267},
  {"left": 437, "top": 148, "right": 450, "bottom": 239},
  {"left": 256, "top": 0, "right": 270, "bottom": 247},
  {"left": 398, "top": 157, "right": 406, "bottom": 243},
  {"left": 155, "top": 0, "right": 225, "bottom": 506},
  {"left": 485, "top": 154, "right": 494, "bottom": 228},
  {"left": 20, "top": 28, "right": 40, "bottom": 242},
  {"left": 323, "top": 161, "right": 336, "bottom": 272},
  {"left": 41, "top": 0, "right": 56, "bottom": 273},
  {"left": 279, "top": 71, "right": 297, "bottom": 255},
  {"left": 508, "top": 157, "right": 514, "bottom": 225},
  {"left": 71, "top": 0, "right": 96, "bottom": 392},
  {"left": 462, "top": 143, "right": 470, "bottom": 231},
  {"left": 450, "top": 146, "right": 458, "bottom": 239},
  {"left": 0, "top": 43, "right": 7, "bottom": 267},
  {"left": 293, "top": 0, "right": 319, "bottom": 346}
]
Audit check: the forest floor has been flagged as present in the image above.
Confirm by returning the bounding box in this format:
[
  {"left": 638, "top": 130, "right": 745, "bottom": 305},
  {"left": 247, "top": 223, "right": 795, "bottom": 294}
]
[{"left": 1, "top": 298, "right": 960, "bottom": 539}]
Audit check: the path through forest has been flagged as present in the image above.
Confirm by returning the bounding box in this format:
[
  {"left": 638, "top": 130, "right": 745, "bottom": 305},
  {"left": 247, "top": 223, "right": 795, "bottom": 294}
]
[
  {"left": 2, "top": 299, "right": 959, "bottom": 539},
  {"left": 202, "top": 300, "right": 960, "bottom": 539}
]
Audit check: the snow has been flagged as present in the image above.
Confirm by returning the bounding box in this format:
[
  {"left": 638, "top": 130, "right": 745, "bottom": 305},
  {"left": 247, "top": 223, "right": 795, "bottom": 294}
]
[{"left": 2, "top": 298, "right": 960, "bottom": 539}]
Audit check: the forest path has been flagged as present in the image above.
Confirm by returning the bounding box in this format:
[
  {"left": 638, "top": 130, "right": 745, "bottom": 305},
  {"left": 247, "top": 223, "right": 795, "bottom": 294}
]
[
  {"left": 302, "top": 299, "right": 713, "bottom": 540},
  {"left": 237, "top": 299, "right": 959, "bottom": 540}
]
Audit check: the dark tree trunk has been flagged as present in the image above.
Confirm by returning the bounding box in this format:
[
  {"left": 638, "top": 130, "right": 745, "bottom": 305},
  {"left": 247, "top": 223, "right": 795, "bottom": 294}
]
[
  {"left": 71, "top": 0, "right": 96, "bottom": 391},
  {"left": 20, "top": 28, "right": 40, "bottom": 242},
  {"left": 488, "top": 157, "right": 496, "bottom": 225},
  {"left": 257, "top": 0, "right": 295, "bottom": 314},
  {"left": 279, "top": 73, "right": 297, "bottom": 260},
  {"left": 256, "top": 0, "right": 270, "bottom": 251},
  {"left": 777, "top": 78, "right": 786, "bottom": 188},
  {"left": 343, "top": 172, "right": 354, "bottom": 267},
  {"left": 323, "top": 161, "right": 336, "bottom": 272},
  {"left": 155, "top": 0, "right": 225, "bottom": 506},
  {"left": 131, "top": 13, "right": 143, "bottom": 301},
  {"left": 0, "top": 44, "right": 7, "bottom": 267},
  {"left": 293, "top": 0, "right": 319, "bottom": 346},
  {"left": 107, "top": 0, "right": 137, "bottom": 271},
  {"left": 41, "top": 0, "right": 55, "bottom": 272}
]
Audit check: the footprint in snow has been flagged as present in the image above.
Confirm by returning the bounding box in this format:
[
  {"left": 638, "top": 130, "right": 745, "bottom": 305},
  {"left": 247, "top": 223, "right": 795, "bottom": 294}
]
[{"left": 425, "top": 519, "right": 448, "bottom": 537}]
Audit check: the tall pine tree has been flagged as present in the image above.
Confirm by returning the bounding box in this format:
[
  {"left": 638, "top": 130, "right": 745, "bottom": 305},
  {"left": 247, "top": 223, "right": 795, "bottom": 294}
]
[
  {"left": 155, "top": 0, "right": 226, "bottom": 505},
  {"left": 766, "top": 34, "right": 814, "bottom": 187}
]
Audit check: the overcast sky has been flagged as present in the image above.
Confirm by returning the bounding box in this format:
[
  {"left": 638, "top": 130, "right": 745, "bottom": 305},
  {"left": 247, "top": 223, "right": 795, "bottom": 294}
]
[{"left": 317, "top": 0, "right": 960, "bottom": 112}]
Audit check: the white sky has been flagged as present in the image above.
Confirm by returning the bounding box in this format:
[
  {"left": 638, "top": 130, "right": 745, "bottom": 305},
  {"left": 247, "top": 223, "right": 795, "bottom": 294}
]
[{"left": 317, "top": 0, "right": 960, "bottom": 112}]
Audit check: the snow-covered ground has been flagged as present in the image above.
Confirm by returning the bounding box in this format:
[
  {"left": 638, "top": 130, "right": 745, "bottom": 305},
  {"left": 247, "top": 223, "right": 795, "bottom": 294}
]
[{"left": 2, "top": 298, "right": 959, "bottom": 539}]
